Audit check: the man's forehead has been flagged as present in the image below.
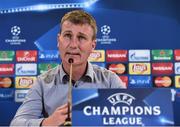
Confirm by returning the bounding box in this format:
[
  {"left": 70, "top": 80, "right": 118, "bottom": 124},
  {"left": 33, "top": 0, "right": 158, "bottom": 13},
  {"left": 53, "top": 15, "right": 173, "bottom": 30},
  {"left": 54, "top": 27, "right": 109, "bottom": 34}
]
[
  {"left": 61, "top": 21, "right": 93, "bottom": 34},
  {"left": 62, "top": 20, "right": 92, "bottom": 29}
]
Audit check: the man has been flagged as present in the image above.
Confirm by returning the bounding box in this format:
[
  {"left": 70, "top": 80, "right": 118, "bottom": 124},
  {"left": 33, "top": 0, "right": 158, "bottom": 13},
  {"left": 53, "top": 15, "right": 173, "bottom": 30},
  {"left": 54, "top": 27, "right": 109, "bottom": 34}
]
[{"left": 11, "top": 10, "right": 126, "bottom": 126}]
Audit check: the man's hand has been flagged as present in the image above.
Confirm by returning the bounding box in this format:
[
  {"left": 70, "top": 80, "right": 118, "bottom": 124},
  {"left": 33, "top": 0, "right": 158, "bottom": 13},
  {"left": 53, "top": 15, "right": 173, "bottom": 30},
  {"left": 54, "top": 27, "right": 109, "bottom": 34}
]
[{"left": 41, "top": 103, "right": 69, "bottom": 126}]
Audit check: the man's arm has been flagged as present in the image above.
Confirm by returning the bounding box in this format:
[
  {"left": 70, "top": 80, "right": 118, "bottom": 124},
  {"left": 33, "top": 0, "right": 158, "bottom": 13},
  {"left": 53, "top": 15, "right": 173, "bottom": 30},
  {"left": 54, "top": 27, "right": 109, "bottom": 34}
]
[
  {"left": 10, "top": 78, "right": 44, "bottom": 126},
  {"left": 10, "top": 77, "right": 70, "bottom": 126}
]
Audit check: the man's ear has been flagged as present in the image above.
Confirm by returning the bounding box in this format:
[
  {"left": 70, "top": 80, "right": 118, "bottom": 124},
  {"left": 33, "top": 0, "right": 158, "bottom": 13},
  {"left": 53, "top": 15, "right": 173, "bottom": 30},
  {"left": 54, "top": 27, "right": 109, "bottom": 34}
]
[{"left": 92, "top": 39, "right": 96, "bottom": 50}]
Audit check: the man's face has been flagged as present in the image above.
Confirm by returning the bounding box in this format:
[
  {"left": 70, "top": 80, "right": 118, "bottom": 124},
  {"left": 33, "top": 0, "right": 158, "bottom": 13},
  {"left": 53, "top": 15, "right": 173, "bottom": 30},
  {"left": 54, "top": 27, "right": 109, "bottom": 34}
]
[{"left": 58, "top": 20, "right": 96, "bottom": 66}]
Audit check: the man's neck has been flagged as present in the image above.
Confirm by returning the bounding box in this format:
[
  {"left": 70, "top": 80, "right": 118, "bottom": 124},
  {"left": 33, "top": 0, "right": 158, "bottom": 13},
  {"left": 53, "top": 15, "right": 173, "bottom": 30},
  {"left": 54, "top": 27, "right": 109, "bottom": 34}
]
[{"left": 62, "top": 62, "right": 87, "bottom": 81}]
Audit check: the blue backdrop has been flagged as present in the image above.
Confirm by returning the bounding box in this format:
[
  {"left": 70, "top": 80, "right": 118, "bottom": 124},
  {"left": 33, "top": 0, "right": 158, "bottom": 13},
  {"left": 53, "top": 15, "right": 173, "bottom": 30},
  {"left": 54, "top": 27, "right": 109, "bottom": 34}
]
[{"left": 0, "top": 0, "right": 180, "bottom": 125}]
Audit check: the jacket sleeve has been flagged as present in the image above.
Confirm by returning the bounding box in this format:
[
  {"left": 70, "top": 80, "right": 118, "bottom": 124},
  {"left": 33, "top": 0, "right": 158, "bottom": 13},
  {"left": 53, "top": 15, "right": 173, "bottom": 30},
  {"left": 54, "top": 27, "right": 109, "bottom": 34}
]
[{"left": 10, "top": 77, "right": 44, "bottom": 126}]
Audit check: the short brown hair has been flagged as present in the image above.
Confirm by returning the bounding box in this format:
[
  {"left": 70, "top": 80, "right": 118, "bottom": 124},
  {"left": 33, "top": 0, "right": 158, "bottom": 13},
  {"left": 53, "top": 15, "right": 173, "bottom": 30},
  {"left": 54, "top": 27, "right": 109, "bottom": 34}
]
[{"left": 61, "top": 10, "right": 97, "bottom": 40}]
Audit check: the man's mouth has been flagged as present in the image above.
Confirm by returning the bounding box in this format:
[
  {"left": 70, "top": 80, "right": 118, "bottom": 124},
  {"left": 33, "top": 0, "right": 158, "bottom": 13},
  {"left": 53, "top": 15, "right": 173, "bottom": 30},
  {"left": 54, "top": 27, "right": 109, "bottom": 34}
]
[{"left": 66, "top": 52, "right": 80, "bottom": 56}]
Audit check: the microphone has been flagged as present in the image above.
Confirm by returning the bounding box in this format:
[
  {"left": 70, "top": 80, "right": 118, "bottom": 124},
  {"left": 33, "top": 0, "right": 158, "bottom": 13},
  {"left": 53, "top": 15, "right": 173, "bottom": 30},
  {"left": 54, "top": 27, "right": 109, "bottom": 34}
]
[
  {"left": 68, "top": 58, "right": 73, "bottom": 64},
  {"left": 63, "top": 58, "right": 73, "bottom": 126}
]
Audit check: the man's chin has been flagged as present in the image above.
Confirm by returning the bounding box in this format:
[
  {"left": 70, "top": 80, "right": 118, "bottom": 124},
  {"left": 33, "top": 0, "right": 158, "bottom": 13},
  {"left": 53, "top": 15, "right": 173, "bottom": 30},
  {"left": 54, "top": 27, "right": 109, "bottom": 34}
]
[{"left": 70, "top": 61, "right": 85, "bottom": 66}]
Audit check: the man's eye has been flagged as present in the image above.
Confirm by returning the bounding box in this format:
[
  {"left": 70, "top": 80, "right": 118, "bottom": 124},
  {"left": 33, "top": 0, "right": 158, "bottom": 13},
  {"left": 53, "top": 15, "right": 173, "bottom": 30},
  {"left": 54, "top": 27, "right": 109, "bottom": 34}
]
[
  {"left": 78, "top": 36, "right": 86, "bottom": 41},
  {"left": 64, "top": 34, "right": 72, "bottom": 39}
]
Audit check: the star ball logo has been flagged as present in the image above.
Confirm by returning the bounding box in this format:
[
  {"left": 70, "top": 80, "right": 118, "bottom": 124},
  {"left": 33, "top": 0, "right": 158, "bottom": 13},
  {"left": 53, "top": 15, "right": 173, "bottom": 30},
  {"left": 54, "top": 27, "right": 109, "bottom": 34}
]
[
  {"left": 11, "top": 26, "right": 21, "bottom": 36},
  {"left": 5, "top": 25, "right": 26, "bottom": 45},
  {"left": 101, "top": 25, "right": 111, "bottom": 35},
  {"left": 97, "top": 24, "right": 117, "bottom": 45},
  {"left": 83, "top": 93, "right": 161, "bottom": 126}
]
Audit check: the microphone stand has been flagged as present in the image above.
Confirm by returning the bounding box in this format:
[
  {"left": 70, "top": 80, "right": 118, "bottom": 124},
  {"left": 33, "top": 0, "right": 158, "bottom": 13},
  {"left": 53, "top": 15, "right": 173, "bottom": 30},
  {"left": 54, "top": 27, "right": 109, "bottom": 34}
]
[{"left": 63, "top": 58, "right": 73, "bottom": 126}]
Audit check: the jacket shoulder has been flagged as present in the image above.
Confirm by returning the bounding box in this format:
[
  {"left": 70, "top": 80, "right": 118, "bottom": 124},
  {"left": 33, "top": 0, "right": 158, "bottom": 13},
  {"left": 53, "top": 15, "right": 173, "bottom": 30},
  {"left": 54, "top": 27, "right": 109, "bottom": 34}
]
[
  {"left": 92, "top": 64, "right": 116, "bottom": 77},
  {"left": 38, "top": 65, "right": 59, "bottom": 84}
]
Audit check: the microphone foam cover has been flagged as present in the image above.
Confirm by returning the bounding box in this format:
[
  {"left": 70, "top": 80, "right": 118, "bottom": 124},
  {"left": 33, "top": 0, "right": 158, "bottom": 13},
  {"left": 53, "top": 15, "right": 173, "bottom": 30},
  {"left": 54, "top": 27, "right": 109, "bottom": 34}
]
[{"left": 68, "top": 58, "right": 74, "bottom": 63}]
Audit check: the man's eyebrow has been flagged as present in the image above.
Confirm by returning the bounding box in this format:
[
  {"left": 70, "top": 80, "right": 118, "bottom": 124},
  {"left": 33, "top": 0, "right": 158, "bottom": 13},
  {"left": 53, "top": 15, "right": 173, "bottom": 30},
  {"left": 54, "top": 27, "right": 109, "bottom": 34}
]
[
  {"left": 78, "top": 32, "right": 88, "bottom": 37},
  {"left": 62, "top": 30, "right": 72, "bottom": 34}
]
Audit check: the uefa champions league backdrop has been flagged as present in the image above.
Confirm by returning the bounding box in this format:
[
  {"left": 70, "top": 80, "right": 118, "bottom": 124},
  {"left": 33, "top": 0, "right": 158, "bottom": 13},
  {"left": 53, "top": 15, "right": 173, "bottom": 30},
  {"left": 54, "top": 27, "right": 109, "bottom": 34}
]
[{"left": 0, "top": 0, "right": 180, "bottom": 125}]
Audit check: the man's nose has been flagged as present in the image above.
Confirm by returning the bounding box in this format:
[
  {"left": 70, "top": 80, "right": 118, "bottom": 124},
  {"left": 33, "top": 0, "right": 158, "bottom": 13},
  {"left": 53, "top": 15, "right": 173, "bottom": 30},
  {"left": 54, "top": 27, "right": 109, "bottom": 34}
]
[{"left": 69, "top": 37, "right": 78, "bottom": 48}]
